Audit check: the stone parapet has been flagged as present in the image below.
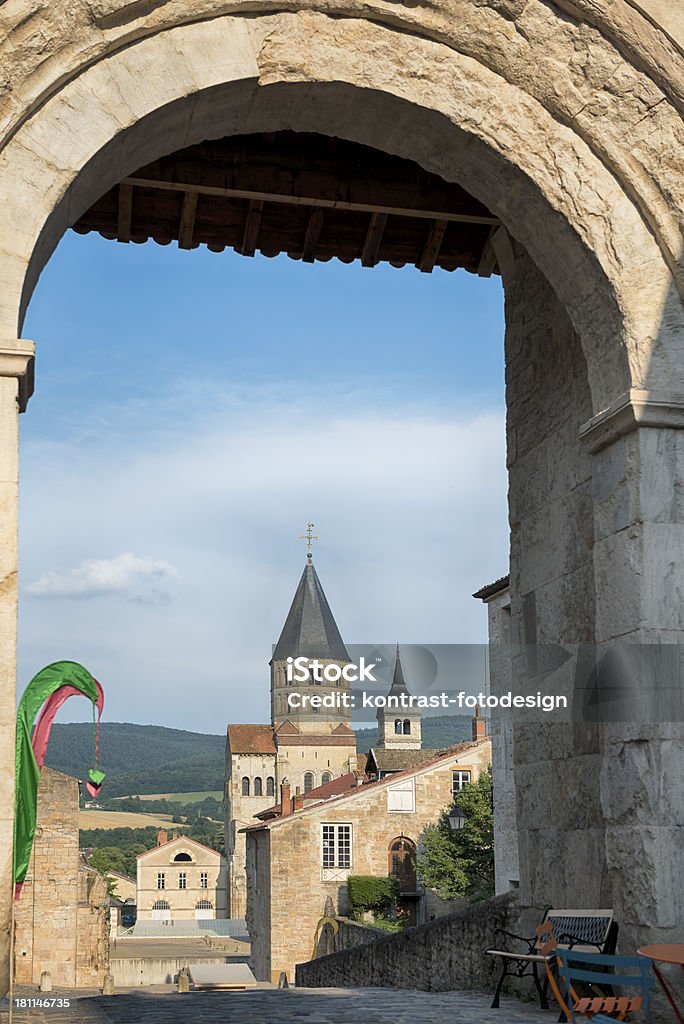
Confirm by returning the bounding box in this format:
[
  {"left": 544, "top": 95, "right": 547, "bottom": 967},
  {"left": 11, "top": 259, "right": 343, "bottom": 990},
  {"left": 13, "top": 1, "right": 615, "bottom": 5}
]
[{"left": 296, "top": 892, "right": 519, "bottom": 992}]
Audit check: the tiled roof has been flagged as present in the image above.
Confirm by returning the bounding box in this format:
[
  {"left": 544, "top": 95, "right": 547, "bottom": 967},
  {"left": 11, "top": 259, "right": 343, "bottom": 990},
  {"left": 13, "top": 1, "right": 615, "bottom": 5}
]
[
  {"left": 366, "top": 747, "right": 442, "bottom": 773},
  {"left": 226, "top": 724, "right": 276, "bottom": 754},
  {"left": 242, "top": 739, "right": 491, "bottom": 832},
  {"left": 472, "top": 575, "right": 510, "bottom": 601}
]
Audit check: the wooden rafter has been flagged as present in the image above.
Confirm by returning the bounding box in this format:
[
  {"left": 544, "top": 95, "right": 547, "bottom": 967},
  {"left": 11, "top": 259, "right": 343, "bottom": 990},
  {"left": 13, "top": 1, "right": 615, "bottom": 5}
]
[
  {"left": 122, "top": 177, "right": 500, "bottom": 227},
  {"left": 361, "top": 212, "right": 388, "bottom": 268},
  {"left": 417, "top": 219, "right": 448, "bottom": 274},
  {"left": 241, "top": 199, "right": 264, "bottom": 257},
  {"left": 302, "top": 209, "right": 325, "bottom": 263},
  {"left": 178, "top": 191, "right": 199, "bottom": 250},
  {"left": 477, "top": 226, "right": 500, "bottom": 278},
  {"left": 117, "top": 183, "right": 133, "bottom": 243}
]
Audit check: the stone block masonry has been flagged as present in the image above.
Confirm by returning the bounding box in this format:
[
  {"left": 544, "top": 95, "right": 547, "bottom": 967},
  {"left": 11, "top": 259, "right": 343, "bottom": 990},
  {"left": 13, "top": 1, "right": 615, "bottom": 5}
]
[{"left": 296, "top": 892, "right": 518, "bottom": 992}]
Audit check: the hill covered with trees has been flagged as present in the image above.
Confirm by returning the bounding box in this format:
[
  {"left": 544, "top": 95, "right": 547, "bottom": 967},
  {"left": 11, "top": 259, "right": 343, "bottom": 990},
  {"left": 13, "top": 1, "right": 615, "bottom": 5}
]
[{"left": 47, "top": 715, "right": 474, "bottom": 798}]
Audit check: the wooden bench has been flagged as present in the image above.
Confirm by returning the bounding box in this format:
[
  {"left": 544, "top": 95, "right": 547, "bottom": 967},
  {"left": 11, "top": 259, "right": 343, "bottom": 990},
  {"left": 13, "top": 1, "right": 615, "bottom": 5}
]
[{"left": 485, "top": 908, "right": 617, "bottom": 1009}]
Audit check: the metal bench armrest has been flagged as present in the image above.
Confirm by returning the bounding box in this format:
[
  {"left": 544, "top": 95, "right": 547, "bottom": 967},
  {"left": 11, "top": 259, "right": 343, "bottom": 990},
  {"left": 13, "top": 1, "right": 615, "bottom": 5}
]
[{"left": 492, "top": 927, "right": 536, "bottom": 952}]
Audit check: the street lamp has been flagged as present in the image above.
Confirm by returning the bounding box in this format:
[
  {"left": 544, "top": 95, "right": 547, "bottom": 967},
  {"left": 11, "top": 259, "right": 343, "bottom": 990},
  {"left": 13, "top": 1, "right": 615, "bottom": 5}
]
[{"left": 447, "top": 805, "right": 466, "bottom": 832}]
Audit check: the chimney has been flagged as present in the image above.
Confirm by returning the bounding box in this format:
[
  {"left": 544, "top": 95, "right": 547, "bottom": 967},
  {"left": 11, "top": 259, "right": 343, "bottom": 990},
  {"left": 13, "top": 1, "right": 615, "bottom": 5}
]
[
  {"left": 280, "top": 780, "right": 291, "bottom": 818},
  {"left": 157, "top": 829, "right": 168, "bottom": 847},
  {"left": 472, "top": 704, "right": 486, "bottom": 742}
]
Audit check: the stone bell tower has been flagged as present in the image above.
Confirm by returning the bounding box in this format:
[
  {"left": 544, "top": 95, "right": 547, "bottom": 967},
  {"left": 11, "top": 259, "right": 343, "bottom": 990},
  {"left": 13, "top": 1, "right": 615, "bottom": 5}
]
[
  {"left": 377, "top": 645, "right": 422, "bottom": 750},
  {"left": 269, "top": 525, "right": 357, "bottom": 794}
]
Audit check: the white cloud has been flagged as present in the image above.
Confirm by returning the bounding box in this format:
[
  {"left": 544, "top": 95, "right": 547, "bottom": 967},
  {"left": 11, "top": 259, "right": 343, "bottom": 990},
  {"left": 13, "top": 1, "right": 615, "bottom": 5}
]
[
  {"left": 26, "top": 553, "right": 180, "bottom": 602},
  {"left": 18, "top": 387, "right": 508, "bottom": 731}
]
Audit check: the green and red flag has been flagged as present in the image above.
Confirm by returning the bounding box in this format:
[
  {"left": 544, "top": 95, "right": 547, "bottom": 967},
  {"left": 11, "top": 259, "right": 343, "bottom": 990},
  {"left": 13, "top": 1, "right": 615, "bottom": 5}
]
[{"left": 14, "top": 661, "right": 105, "bottom": 896}]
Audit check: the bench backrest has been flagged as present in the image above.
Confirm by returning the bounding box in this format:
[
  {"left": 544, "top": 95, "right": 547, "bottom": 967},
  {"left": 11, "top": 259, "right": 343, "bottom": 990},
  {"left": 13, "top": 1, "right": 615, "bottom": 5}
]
[{"left": 536, "top": 909, "right": 615, "bottom": 954}]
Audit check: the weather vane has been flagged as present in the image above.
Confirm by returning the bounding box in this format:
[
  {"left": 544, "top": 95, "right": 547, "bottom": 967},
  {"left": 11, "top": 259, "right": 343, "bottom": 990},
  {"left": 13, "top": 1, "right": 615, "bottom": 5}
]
[{"left": 299, "top": 522, "right": 319, "bottom": 560}]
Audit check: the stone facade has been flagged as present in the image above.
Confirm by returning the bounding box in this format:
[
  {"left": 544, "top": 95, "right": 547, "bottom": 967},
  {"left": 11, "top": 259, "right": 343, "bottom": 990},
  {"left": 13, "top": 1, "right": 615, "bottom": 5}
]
[
  {"left": 244, "top": 741, "right": 491, "bottom": 982},
  {"left": 136, "top": 834, "right": 227, "bottom": 921},
  {"left": 1, "top": 0, "right": 684, "bottom": 996},
  {"left": 13, "top": 768, "right": 109, "bottom": 988}
]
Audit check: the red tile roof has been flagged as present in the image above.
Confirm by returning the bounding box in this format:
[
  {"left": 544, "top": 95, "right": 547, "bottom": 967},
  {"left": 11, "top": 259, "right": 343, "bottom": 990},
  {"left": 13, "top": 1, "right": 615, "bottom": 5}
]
[{"left": 226, "top": 724, "right": 276, "bottom": 754}]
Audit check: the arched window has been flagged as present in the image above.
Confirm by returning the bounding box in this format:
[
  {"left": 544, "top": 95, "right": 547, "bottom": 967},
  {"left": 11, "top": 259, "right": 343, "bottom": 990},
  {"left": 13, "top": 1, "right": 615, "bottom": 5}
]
[
  {"left": 388, "top": 837, "right": 417, "bottom": 892},
  {"left": 403, "top": 719, "right": 411, "bottom": 735},
  {"left": 321, "top": 772, "right": 332, "bottom": 785},
  {"left": 173, "top": 852, "right": 192, "bottom": 862},
  {"left": 394, "top": 719, "right": 403, "bottom": 734},
  {"left": 151, "top": 899, "right": 171, "bottom": 920},
  {"left": 266, "top": 777, "right": 275, "bottom": 796},
  {"left": 195, "top": 899, "right": 214, "bottom": 920},
  {"left": 304, "top": 772, "right": 315, "bottom": 793},
  {"left": 241, "top": 776, "right": 250, "bottom": 796},
  {"left": 254, "top": 776, "right": 263, "bottom": 797}
]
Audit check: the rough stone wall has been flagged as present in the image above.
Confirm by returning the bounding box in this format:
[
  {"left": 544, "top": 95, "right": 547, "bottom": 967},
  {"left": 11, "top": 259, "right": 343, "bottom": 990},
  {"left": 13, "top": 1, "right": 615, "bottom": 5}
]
[
  {"left": 76, "top": 869, "right": 109, "bottom": 987},
  {"left": 226, "top": 748, "right": 277, "bottom": 919},
  {"left": 246, "top": 746, "right": 491, "bottom": 981},
  {"left": 245, "top": 829, "right": 271, "bottom": 982},
  {"left": 13, "top": 768, "right": 109, "bottom": 987},
  {"left": 483, "top": 587, "right": 519, "bottom": 895},
  {"left": 295, "top": 892, "right": 519, "bottom": 991}
]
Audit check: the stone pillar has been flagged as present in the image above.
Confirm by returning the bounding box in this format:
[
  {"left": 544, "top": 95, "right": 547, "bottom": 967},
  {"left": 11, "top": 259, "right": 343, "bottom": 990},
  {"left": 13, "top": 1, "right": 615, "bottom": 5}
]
[
  {"left": 0, "top": 340, "right": 34, "bottom": 997},
  {"left": 581, "top": 399, "right": 684, "bottom": 951}
]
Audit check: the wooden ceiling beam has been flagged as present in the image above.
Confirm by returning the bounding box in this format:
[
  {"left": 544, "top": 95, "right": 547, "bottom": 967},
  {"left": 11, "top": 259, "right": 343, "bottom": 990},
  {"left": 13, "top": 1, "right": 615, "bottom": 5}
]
[
  {"left": 417, "top": 219, "right": 448, "bottom": 273},
  {"left": 361, "top": 212, "right": 388, "bottom": 268},
  {"left": 178, "top": 191, "right": 199, "bottom": 250},
  {"left": 241, "top": 199, "right": 264, "bottom": 257},
  {"left": 122, "top": 177, "right": 500, "bottom": 227},
  {"left": 302, "top": 208, "right": 325, "bottom": 263},
  {"left": 477, "top": 226, "right": 500, "bottom": 278},
  {"left": 117, "top": 183, "right": 133, "bottom": 243}
]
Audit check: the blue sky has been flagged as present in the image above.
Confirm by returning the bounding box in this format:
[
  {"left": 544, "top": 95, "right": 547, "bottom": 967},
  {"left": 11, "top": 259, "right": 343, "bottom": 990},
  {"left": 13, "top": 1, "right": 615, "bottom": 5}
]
[{"left": 19, "top": 232, "right": 508, "bottom": 731}]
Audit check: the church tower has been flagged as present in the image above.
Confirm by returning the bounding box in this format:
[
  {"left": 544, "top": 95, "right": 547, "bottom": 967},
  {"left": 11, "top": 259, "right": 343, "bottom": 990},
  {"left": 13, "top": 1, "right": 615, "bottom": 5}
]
[
  {"left": 377, "top": 645, "right": 422, "bottom": 750},
  {"left": 270, "top": 526, "right": 357, "bottom": 794}
]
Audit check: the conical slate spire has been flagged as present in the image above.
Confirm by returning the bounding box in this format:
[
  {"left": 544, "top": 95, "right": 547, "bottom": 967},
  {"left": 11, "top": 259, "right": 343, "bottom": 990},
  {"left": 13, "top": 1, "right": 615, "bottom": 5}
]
[
  {"left": 272, "top": 561, "right": 350, "bottom": 661},
  {"left": 388, "top": 644, "right": 411, "bottom": 697}
]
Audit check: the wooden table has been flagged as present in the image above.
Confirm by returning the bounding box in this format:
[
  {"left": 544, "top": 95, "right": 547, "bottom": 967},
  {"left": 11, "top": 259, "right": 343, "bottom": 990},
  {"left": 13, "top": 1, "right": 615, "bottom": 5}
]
[{"left": 638, "top": 944, "right": 684, "bottom": 1022}]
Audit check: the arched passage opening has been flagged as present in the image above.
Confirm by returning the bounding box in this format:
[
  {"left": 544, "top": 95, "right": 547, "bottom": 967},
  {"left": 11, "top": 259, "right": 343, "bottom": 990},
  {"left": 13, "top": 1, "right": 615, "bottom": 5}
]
[{"left": 1, "top": 4, "right": 683, "bottom": 991}]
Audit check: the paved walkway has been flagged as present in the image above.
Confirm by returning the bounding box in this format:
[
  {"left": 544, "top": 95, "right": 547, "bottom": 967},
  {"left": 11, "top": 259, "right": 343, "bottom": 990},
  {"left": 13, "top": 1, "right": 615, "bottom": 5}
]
[{"left": 2, "top": 985, "right": 551, "bottom": 1024}]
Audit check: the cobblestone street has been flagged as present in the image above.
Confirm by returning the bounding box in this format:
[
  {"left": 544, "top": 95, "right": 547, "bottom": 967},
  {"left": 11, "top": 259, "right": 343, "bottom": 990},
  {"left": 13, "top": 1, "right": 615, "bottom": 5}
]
[{"left": 2, "top": 986, "right": 551, "bottom": 1024}]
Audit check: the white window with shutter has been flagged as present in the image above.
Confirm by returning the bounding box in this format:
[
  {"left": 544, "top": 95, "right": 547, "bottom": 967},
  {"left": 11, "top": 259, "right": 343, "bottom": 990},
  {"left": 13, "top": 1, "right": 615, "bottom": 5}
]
[{"left": 387, "top": 776, "right": 415, "bottom": 812}]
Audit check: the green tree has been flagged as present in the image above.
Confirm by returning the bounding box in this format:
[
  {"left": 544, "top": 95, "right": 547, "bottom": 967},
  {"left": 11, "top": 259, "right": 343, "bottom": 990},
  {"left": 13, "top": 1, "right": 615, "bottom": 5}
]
[{"left": 418, "top": 764, "right": 494, "bottom": 902}]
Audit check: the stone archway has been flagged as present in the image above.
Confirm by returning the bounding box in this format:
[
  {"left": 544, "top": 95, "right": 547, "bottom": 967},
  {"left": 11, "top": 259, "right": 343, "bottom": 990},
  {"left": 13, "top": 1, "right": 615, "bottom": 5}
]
[{"left": 1, "top": 1, "right": 683, "bottom": 993}]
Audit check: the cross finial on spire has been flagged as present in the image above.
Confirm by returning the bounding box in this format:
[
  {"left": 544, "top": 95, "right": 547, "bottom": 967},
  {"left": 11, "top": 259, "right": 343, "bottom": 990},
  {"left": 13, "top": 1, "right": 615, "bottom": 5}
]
[{"left": 299, "top": 522, "right": 319, "bottom": 561}]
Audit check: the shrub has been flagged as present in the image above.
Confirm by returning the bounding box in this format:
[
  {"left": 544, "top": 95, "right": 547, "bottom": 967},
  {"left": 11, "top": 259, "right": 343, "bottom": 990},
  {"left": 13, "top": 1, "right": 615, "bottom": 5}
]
[{"left": 347, "top": 875, "right": 401, "bottom": 917}]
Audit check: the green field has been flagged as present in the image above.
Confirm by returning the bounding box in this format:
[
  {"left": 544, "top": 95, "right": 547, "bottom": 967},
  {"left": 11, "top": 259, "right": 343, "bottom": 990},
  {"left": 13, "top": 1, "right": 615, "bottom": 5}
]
[{"left": 116, "top": 790, "right": 224, "bottom": 803}]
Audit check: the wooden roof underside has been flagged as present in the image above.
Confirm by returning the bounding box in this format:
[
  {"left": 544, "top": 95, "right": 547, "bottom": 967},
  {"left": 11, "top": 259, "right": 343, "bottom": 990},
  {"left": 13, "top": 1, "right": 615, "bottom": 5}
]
[{"left": 72, "top": 132, "right": 501, "bottom": 276}]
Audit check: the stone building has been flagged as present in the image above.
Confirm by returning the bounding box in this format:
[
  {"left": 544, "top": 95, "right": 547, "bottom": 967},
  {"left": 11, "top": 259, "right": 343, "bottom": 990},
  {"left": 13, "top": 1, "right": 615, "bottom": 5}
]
[
  {"left": 136, "top": 833, "right": 227, "bottom": 922},
  {"left": 225, "top": 553, "right": 358, "bottom": 918},
  {"left": 243, "top": 739, "right": 491, "bottom": 982},
  {"left": 375, "top": 646, "right": 422, "bottom": 750},
  {"left": 13, "top": 768, "right": 109, "bottom": 988},
  {"left": 1, "top": 0, "right": 684, "bottom": 995}
]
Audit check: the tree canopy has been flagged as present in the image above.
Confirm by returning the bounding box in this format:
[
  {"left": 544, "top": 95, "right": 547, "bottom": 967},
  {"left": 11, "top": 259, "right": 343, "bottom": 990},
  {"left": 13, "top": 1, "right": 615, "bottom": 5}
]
[{"left": 418, "top": 764, "right": 494, "bottom": 902}]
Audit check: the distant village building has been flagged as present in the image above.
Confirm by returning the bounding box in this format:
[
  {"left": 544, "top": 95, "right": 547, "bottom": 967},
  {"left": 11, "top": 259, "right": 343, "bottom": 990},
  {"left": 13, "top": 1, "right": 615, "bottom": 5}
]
[
  {"left": 14, "top": 768, "right": 109, "bottom": 988},
  {"left": 243, "top": 739, "right": 491, "bottom": 982},
  {"left": 136, "top": 832, "right": 227, "bottom": 921}
]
